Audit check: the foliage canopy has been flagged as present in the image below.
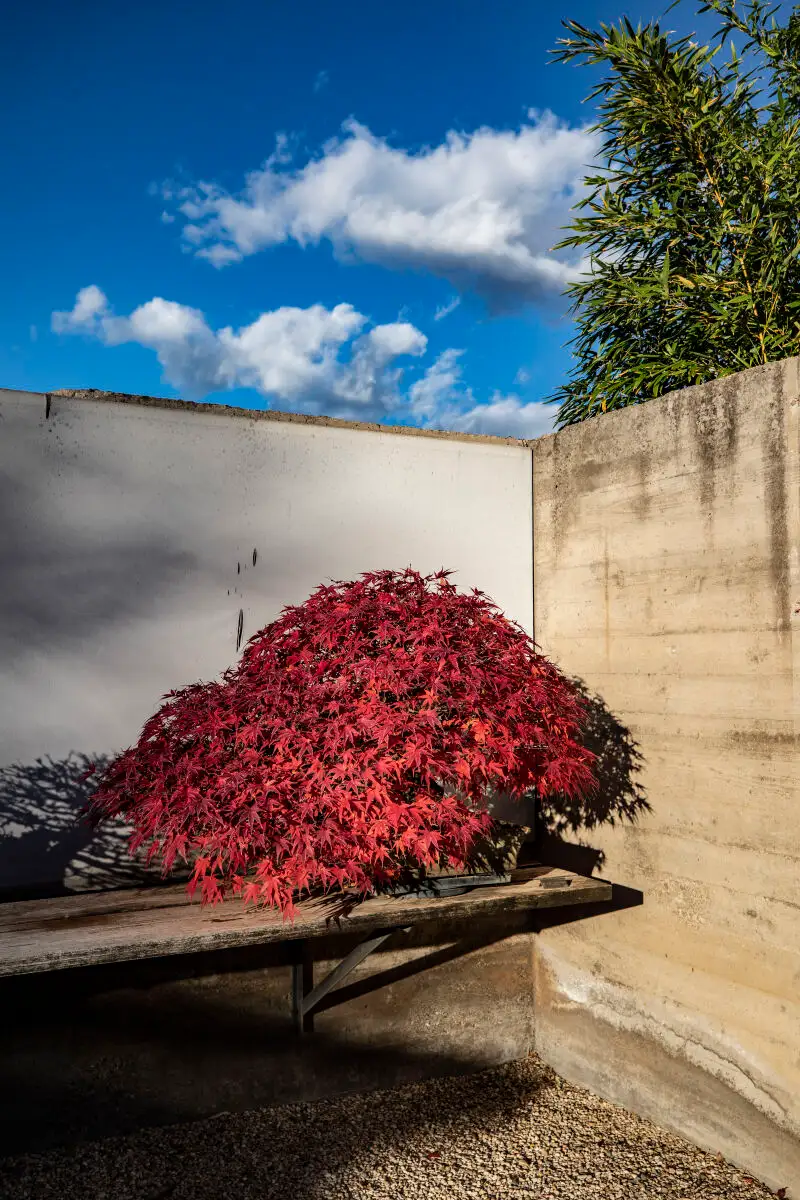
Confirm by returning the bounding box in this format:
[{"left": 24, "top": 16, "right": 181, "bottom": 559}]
[
  {"left": 87, "top": 569, "right": 597, "bottom": 916},
  {"left": 548, "top": 0, "right": 800, "bottom": 428}
]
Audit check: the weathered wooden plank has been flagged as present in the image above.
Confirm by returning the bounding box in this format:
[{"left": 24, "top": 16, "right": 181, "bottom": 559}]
[{"left": 0, "top": 867, "right": 612, "bottom": 977}]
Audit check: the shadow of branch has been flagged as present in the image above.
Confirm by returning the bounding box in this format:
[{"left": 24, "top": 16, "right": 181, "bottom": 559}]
[
  {"left": 0, "top": 752, "right": 180, "bottom": 901},
  {"left": 526, "top": 674, "right": 651, "bottom": 877}
]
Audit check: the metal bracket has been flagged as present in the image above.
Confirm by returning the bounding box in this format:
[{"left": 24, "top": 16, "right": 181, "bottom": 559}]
[{"left": 291, "top": 926, "right": 411, "bottom": 1034}]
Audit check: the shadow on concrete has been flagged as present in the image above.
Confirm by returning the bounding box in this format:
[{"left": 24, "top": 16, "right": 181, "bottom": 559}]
[
  {"left": 313, "top": 915, "right": 530, "bottom": 1014},
  {"left": 0, "top": 752, "right": 183, "bottom": 902},
  {"left": 511, "top": 674, "right": 649, "bottom": 928},
  {"left": 525, "top": 672, "right": 651, "bottom": 877},
  {"left": 531, "top": 881, "right": 644, "bottom": 932}
]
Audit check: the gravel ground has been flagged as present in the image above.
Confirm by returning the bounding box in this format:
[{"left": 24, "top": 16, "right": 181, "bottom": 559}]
[{"left": 0, "top": 1054, "right": 782, "bottom": 1200}]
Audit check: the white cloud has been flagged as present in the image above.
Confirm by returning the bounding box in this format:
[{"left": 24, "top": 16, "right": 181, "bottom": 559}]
[
  {"left": 441, "top": 393, "right": 557, "bottom": 439},
  {"left": 408, "top": 348, "right": 470, "bottom": 419},
  {"left": 433, "top": 295, "right": 460, "bottom": 321},
  {"left": 162, "top": 113, "right": 597, "bottom": 309},
  {"left": 52, "top": 284, "right": 109, "bottom": 334},
  {"left": 313, "top": 69, "right": 329, "bottom": 93},
  {"left": 408, "top": 346, "right": 556, "bottom": 438},
  {"left": 52, "top": 286, "right": 427, "bottom": 419},
  {"left": 52, "top": 286, "right": 557, "bottom": 437},
  {"left": 514, "top": 365, "right": 531, "bottom": 385}
]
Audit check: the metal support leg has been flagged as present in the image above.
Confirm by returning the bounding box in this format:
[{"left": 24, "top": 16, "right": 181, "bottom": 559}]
[
  {"left": 292, "top": 941, "right": 314, "bottom": 1034},
  {"left": 291, "top": 926, "right": 410, "bottom": 1035}
]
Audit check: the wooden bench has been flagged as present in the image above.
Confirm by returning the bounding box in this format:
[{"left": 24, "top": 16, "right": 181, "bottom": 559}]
[{"left": 0, "top": 866, "right": 611, "bottom": 1033}]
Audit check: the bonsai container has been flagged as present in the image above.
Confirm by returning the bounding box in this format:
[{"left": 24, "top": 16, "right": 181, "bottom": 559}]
[{"left": 386, "top": 819, "right": 531, "bottom": 897}]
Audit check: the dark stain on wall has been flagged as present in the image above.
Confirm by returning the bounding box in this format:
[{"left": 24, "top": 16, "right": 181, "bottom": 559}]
[
  {"left": 726, "top": 728, "right": 799, "bottom": 755},
  {"left": 544, "top": 432, "right": 608, "bottom": 564},
  {"left": 631, "top": 451, "right": 651, "bottom": 522},
  {"left": 573, "top": 458, "right": 607, "bottom": 494},
  {"left": 763, "top": 363, "right": 791, "bottom": 634},
  {"left": 236, "top": 608, "right": 244, "bottom": 652},
  {"left": 544, "top": 418, "right": 655, "bottom": 566},
  {"left": 543, "top": 436, "right": 565, "bottom": 565},
  {"left": 688, "top": 373, "right": 740, "bottom": 525},
  {"left": 664, "top": 389, "right": 684, "bottom": 444}
]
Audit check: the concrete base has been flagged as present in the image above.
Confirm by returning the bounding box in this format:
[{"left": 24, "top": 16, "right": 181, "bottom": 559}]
[{"left": 533, "top": 940, "right": 800, "bottom": 1194}]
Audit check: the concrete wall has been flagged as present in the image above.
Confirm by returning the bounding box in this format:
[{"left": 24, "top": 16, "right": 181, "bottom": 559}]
[
  {"left": 531, "top": 359, "right": 800, "bottom": 1191},
  {"left": 0, "top": 387, "right": 535, "bottom": 895}
]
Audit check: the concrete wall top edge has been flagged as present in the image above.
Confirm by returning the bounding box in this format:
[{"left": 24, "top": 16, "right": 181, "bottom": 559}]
[
  {"left": 0, "top": 386, "right": 533, "bottom": 451},
  {"left": 533, "top": 356, "right": 800, "bottom": 447},
  {"left": 6, "top": 355, "right": 798, "bottom": 454}
]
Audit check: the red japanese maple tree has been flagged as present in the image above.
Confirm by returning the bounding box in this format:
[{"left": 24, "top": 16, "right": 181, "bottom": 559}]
[{"left": 86, "top": 569, "right": 597, "bottom": 916}]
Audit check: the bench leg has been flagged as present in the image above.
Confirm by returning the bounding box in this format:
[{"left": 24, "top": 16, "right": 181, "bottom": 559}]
[
  {"left": 292, "top": 941, "right": 314, "bottom": 1034},
  {"left": 291, "top": 927, "right": 410, "bottom": 1035}
]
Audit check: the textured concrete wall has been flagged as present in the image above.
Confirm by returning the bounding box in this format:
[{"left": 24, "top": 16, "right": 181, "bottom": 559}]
[
  {"left": 0, "top": 387, "right": 535, "bottom": 895},
  {"left": 531, "top": 359, "right": 800, "bottom": 1190}
]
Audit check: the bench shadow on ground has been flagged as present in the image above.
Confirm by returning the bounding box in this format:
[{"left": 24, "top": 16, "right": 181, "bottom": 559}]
[
  {"left": 2, "top": 1047, "right": 561, "bottom": 1200},
  {"left": 0, "top": 673, "right": 647, "bottom": 1174}
]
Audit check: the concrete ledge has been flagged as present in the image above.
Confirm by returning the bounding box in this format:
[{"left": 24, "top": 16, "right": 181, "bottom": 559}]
[{"left": 43, "top": 387, "right": 532, "bottom": 447}]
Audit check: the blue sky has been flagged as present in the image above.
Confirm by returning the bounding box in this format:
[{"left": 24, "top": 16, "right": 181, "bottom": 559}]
[{"left": 3, "top": 0, "right": 721, "bottom": 437}]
